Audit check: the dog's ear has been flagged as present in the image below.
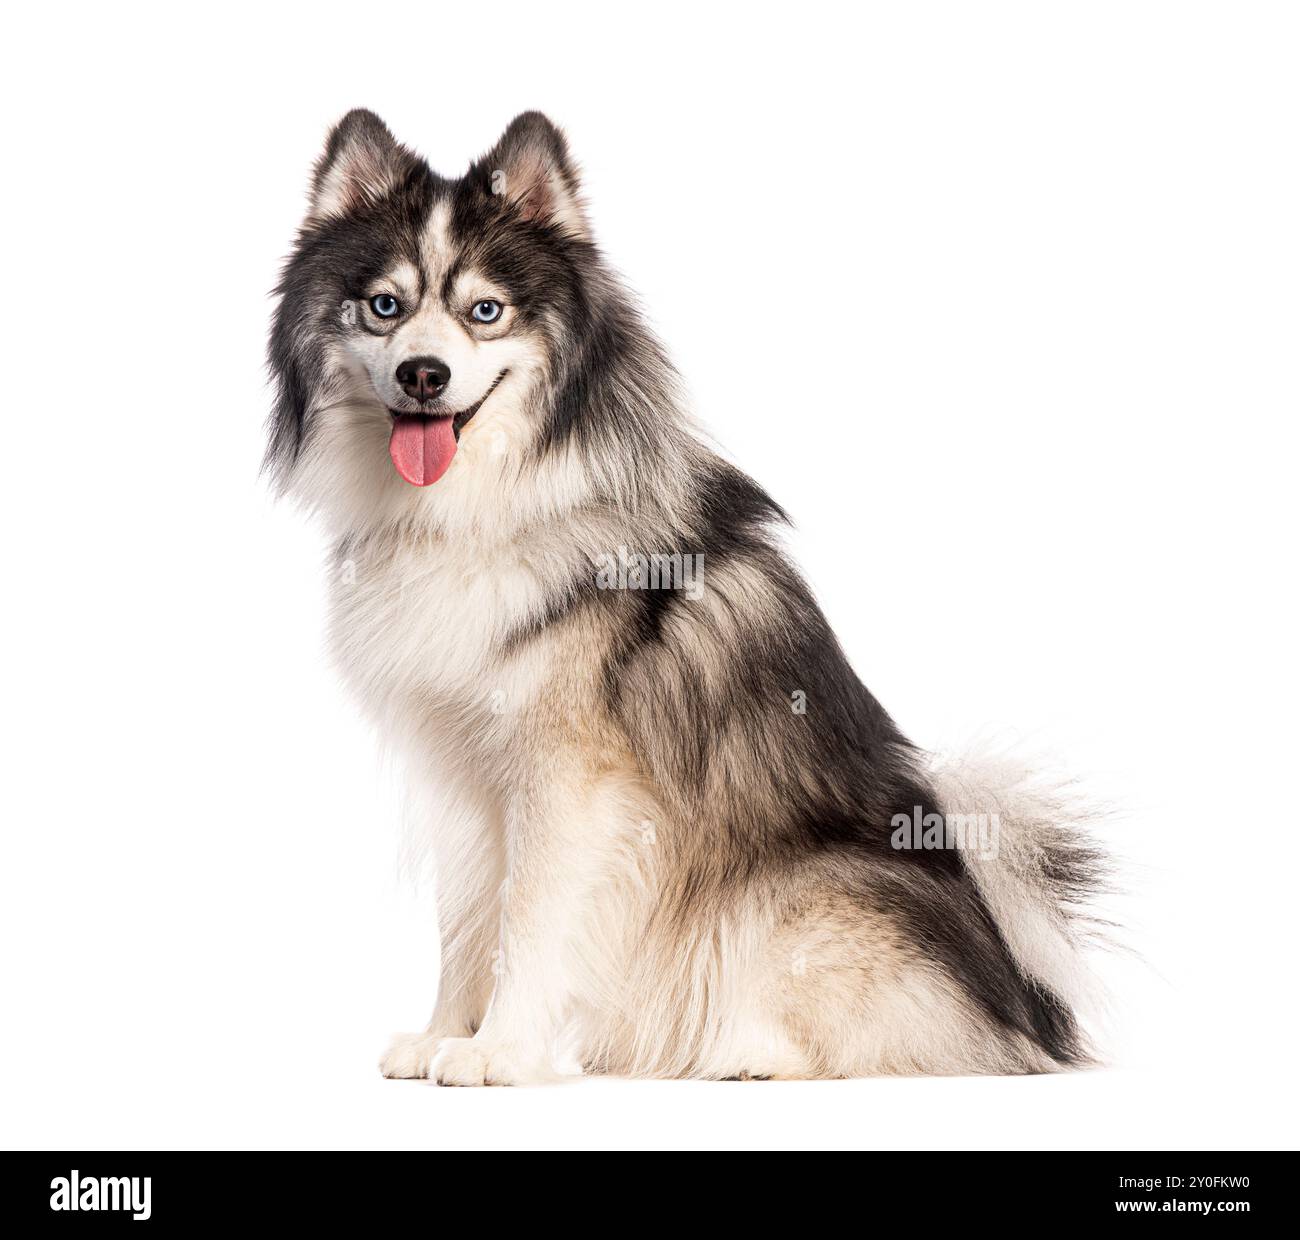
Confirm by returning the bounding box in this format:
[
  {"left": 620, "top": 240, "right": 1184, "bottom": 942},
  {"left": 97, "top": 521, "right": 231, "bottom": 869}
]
[
  {"left": 308, "top": 109, "right": 414, "bottom": 223},
  {"left": 480, "top": 112, "right": 588, "bottom": 239}
]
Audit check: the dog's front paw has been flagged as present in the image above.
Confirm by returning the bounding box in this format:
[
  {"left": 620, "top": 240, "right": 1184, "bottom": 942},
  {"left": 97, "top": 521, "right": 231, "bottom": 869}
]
[
  {"left": 380, "top": 1030, "right": 443, "bottom": 1079},
  {"left": 430, "top": 1036, "right": 555, "bottom": 1087}
]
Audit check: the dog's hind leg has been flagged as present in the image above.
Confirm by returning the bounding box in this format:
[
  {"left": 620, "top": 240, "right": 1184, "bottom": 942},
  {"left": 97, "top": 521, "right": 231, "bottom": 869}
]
[
  {"left": 695, "top": 1014, "right": 816, "bottom": 1081},
  {"left": 768, "top": 879, "right": 1059, "bottom": 1078}
]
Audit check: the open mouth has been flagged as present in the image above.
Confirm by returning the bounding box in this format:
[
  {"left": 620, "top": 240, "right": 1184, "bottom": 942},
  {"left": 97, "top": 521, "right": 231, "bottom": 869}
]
[{"left": 386, "top": 370, "right": 508, "bottom": 487}]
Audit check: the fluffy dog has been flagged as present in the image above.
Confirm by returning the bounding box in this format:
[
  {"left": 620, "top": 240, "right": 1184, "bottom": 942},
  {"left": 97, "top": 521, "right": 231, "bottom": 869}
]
[{"left": 267, "top": 110, "right": 1104, "bottom": 1083}]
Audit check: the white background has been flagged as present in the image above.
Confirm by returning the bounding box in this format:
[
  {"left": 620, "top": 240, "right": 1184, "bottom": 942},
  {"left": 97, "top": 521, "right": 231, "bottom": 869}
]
[{"left": 2, "top": 1, "right": 1296, "bottom": 1150}]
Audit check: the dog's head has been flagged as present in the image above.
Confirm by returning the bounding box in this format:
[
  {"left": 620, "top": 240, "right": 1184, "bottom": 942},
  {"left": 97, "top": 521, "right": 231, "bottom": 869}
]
[{"left": 268, "top": 110, "right": 620, "bottom": 531}]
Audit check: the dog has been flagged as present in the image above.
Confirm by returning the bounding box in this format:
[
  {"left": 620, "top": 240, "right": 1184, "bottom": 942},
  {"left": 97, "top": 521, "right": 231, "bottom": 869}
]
[{"left": 266, "top": 110, "right": 1105, "bottom": 1083}]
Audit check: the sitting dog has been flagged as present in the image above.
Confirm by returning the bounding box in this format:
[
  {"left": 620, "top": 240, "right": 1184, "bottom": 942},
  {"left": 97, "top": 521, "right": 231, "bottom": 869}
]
[{"left": 266, "top": 110, "right": 1103, "bottom": 1083}]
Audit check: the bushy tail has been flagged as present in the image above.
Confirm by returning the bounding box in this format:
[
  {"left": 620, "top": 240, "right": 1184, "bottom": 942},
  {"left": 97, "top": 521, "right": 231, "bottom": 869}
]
[{"left": 927, "top": 743, "right": 1111, "bottom": 1043}]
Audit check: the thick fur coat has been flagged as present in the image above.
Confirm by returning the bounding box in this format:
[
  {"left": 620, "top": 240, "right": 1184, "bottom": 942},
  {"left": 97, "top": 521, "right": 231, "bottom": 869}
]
[{"left": 267, "top": 110, "right": 1104, "bottom": 1083}]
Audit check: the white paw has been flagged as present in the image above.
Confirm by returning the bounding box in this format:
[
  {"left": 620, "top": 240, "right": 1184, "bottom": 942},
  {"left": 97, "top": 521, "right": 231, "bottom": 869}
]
[
  {"left": 430, "top": 1036, "right": 555, "bottom": 1087},
  {"left": 380, "top": 1030, "right": 443, "bottom": 1079}
]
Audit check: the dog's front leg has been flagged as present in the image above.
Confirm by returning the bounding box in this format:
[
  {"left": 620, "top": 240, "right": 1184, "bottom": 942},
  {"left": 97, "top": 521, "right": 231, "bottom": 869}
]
[
  {"left": 430, "top": 755, "right": 596, "bottom": 1086},
  {"left": 380, "top": 778, "right": 505, "bottom": 1079}
]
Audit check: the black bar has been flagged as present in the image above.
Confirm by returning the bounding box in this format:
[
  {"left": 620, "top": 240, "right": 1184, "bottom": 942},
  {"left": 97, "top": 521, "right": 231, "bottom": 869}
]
[{"left": 3, "top": 1150, "right": 1292, "bottom": 1225}]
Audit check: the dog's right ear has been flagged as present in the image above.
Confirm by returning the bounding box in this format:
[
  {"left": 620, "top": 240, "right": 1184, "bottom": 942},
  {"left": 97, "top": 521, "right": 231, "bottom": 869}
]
[{"left": 308, "top": 109, "right": 414, "bottom": 223}]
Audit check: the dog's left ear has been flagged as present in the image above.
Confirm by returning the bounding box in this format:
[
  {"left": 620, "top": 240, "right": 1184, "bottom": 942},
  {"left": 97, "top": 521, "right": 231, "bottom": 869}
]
[{"left": 480, "top": 112, "right": 588, "bottom": 240}]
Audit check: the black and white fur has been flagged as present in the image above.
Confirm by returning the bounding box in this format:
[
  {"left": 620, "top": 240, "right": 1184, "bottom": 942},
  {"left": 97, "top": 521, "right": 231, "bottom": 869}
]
[{"left": 267, "top": 110, "right": 1105, "bottom": 1083}]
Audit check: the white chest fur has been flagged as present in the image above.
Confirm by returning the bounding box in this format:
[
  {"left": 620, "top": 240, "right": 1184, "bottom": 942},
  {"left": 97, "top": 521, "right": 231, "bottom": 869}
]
[{"left": 327, "top": 528, "right": 568, "bottom": 732}]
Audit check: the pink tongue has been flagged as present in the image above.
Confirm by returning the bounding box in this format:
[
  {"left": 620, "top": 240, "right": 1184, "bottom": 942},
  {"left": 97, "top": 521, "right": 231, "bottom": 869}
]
[{"left": 388, "top": 416, "right": 457, "bottom": 486}]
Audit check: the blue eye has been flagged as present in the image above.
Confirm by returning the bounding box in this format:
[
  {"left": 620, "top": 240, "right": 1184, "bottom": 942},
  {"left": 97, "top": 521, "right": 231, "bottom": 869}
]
[
  {"left": 471, "top": 300, "right": 503, "bottom": 323},
  {"left": 370, "top": 294, "right": 400, "bottom": 318}
]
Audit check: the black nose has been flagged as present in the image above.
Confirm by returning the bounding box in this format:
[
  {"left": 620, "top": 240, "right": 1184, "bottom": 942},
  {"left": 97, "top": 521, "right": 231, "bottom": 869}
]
[{"left": 396, "top": 356, "right": 451, "bottom": 402}]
